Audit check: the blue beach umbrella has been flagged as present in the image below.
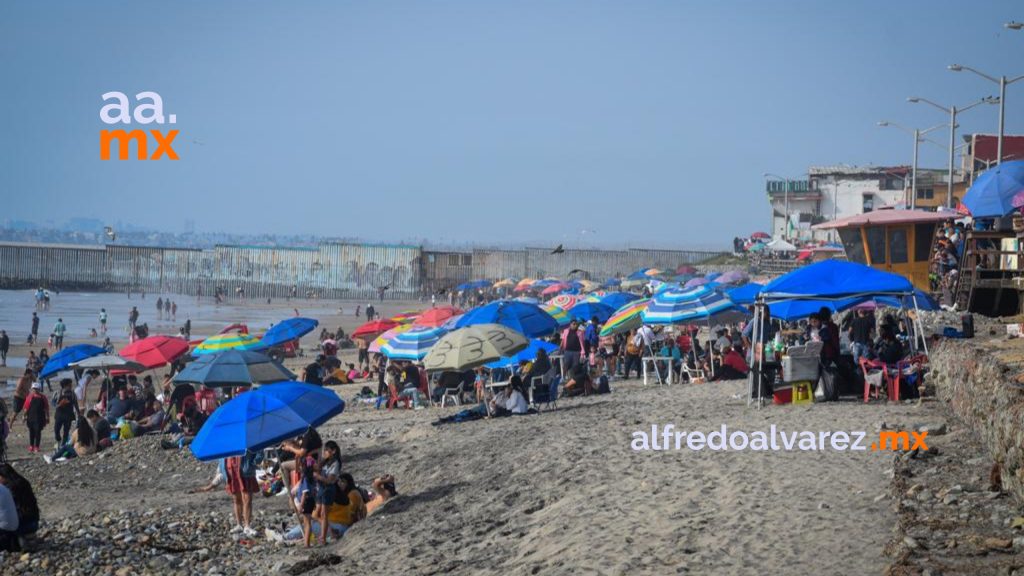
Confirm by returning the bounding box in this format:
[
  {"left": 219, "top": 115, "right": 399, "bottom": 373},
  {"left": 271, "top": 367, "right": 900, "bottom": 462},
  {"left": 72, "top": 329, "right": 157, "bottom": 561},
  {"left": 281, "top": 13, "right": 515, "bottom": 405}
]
[
  {"left": 257, "top": 317, "right": 319, "bottom": 349},
  {"left": 190, "top": 382, "right": 345, "bottom": 461},
  {"left": 726, "top": 282, "right": 764, "bottom": 306},
  {"left": 381, "top": 326, "right": 447, "bottom": 361},
  {"left": 594, "top": 291, "right": 640, "bottom": 310},
  {"left": 567, "top": 301, "right": 616, "bottom": 323},
  {"left": 455, "top": 300, "right": 559, "bottom": 338},
  {"left": 604, "top": 278, "right": 622, "bottom": 287},
  {"left": 40, "top": 344, "right": 105, "bottom": 378},
  {"left": 963, "top": 160, "right": 1024, "bottom": 217},
  {"left": 484, "top": 339, "right": 559, "bottom": 369}
]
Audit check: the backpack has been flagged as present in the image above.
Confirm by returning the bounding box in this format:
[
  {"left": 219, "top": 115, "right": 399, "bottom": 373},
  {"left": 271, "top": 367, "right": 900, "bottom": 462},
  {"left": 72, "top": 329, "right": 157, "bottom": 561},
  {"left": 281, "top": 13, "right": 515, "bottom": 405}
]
[{"left": 626, "top": 340, "right": 640, "bottom": 355}]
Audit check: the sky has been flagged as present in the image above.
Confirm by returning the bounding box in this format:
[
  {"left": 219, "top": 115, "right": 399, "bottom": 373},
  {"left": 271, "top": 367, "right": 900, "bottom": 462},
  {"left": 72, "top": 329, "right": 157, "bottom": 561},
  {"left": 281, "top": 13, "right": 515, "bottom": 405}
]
[{"left": 2, "top": 1, "right": 1023, "bottom": 250}]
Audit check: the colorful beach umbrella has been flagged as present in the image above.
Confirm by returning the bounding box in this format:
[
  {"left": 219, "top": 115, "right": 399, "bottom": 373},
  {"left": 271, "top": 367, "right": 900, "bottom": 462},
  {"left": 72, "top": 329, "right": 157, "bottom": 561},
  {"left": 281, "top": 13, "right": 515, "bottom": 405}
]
[
  {"left": 599, "top": 298, "right": 650, "bottom": 337},
  {"left": 577, "top": 280, "right": 601, "bottom": 293},
  {"left": 414, "top": 306, "right": 463, "bottom": 328},
  {"left": 423, "top": 324, "right": 529, "bottom": 372},
  {"left": 369, "top": 324, "right": 414, "bottom": 354},
  {"left": 190, "top": 382, "right": 345, "bottom": 461},
  {"left": 173, "top": 349, "right": 295, "bottom": 388},
  {"left": 751, "top": 231, "right": 770, "bottom": 240},
  {"left": 381, "top": 326, "right": 448, "bottom": 361},
  {"left": 258, "top": 317, "right": 318, "bottom": 349},
  {"left": 547, "top": 294, "right": 581, "bottom": 310},
  {"left": 683, "top": 277, "right": 710, "bottom": 289},
  {"left": 493, "top": 279, "right": 516, "bottom": 289},
  {"left": 352, "top": 319, "right": 399, "bottom": 339},
  {"left": 454, "top": 300, "right": 559, "bottom": 338},
  {"left": 641, "top": 286, "right": 745, "bottom": 325},
  {"left": 121, "top": 336, "right": 190, "bottom": 369},
  {"left": 540, "top": 304, "right": 571, "bottom": 326},
  {"left": 40, "top": 344, "right": 106, "bottom": 378},
  {"left": 514, "top": 278, "right": 537, "bottom": 292},
  {"left": 540, "top": 282, "right": 570, "bottom": 296},
  {"left": 715, "top": 270, "right": 748, "bottom": 285},
  {"left": 676, "top": 265, "right": 697, "bottom": 275},
  {"left": 194, "top": 332, "right": 262, "bottom": 355}
]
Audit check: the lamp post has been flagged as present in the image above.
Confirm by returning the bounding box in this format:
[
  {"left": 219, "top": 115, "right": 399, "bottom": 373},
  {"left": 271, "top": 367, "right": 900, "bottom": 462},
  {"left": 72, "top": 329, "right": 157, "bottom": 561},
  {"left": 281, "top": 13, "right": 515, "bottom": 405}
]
[
  {"left": 877, "top": 121, "right": 946, "bottom": 208},
  {"left": 907, "top": 95, "right": 997, "bottom": 208},
  {"left": 948, "top": 64, "right": 1024, "bottom": 165}
]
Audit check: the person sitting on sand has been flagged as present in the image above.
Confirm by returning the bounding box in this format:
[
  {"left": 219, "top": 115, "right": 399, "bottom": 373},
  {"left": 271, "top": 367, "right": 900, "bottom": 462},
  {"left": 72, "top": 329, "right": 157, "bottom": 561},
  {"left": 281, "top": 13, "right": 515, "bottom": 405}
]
[
  {"left": 283, "top": 472, "right": 365, "bottom": 541},
  {"left": 0, "top": 464, "right": 39, "bottom": 552},
  {"left": 490, "top": 376, "right": 528, "bottom": 417},
  {"left": 86, "top": 410, "right": 112, "bottom": 450},
  {"left": 714, "top": 345, "right": 749, "bottom": 381},
  {"left": 45, "top": 416, "right": 95, "bottom": 463},
  {"left": 563, "top": 362, "right": 592, "bottom": 397},
  {"left": 364, "top": 475, "right": 397, "bottom": 515}
]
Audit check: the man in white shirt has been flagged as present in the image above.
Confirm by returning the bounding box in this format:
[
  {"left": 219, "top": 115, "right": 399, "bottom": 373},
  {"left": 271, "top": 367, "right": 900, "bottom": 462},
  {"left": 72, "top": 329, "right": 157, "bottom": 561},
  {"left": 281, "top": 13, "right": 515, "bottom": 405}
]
[
  {"left": 637, "top": 325, "right": 655, "bottom": 352},
  {"left": 76, "top": 370, "right": 98, "bottom": 411},
  {"left": 506, "top": 387, "right": 528, "bottom": 415}
]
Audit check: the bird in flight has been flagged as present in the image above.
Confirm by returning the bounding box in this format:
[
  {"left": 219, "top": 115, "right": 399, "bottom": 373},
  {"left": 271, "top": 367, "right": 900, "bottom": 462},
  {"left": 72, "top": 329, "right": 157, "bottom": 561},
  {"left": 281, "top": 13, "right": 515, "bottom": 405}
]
[
  {"left": 104, "top": 226, "right": 116, "bottom": 242},
  {"left": 551, "top": 244, "right": 564, "bottom": 255}
]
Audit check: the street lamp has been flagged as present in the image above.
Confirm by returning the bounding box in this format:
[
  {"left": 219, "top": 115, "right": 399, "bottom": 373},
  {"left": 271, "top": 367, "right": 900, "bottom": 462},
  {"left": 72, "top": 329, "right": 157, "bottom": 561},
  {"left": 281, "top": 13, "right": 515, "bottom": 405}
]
[
  {"left": 907, "top": 95, "right": 997, "bottom": 208},
  {"left": 877, "top": 121, "right": 946, "bottom": 208},
  {"left": 948, "top": 64, "right": 1024, "bottom": 165}
]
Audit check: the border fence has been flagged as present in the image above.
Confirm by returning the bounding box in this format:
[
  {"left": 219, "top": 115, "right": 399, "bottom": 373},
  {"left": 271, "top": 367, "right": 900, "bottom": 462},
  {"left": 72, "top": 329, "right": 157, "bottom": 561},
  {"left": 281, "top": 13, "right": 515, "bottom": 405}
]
[{"left": 0, "top": 241, "right": 734, "bottom": 300}]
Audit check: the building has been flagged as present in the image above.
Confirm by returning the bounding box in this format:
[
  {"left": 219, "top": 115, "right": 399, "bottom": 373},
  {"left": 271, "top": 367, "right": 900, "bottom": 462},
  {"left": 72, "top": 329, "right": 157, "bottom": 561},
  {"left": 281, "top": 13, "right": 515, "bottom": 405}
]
[
  {"left": 961, "top": 133, "right": 1024, "bottom": 176},
  {"left": 766, "top": 165, "right": 911, "bottom": 242}
]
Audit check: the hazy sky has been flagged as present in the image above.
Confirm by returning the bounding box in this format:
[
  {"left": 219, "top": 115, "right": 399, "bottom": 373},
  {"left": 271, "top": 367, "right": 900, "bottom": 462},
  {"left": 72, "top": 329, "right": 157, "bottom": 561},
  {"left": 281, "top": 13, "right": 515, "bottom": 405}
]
[{"left": 2, "top": 1, "right": 1022, "bottom": 249}]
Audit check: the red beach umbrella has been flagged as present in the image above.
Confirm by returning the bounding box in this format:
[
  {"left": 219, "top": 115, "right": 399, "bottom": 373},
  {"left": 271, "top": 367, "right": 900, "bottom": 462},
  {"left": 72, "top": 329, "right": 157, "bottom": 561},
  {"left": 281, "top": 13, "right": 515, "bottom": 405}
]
[
  {"left": 120, "top": 336, "right": 190, "bottom": 369},
  {"left": 414, "top": 306, "right": 464, "bottom": 328},
  {"left": 352, "top": 319, "right": 399, "bottom": 339}
]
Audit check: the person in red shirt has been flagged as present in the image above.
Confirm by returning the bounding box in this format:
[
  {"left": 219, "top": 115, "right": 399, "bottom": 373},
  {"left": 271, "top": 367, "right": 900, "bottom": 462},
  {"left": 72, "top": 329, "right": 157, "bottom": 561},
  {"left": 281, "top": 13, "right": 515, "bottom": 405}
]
[
  {"left": 716, "top": 344, "right": 749, "bottom": 381},
  {"left": 22, "top": 383, "right": 49, "bottom": 453}
]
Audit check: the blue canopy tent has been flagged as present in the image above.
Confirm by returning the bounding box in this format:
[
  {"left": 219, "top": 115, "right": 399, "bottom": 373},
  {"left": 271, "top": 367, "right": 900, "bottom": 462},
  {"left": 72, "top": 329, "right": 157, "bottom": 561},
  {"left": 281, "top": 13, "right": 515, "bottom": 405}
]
[{"left": 751, "top": 260, "right": 923, "bottom": 406}]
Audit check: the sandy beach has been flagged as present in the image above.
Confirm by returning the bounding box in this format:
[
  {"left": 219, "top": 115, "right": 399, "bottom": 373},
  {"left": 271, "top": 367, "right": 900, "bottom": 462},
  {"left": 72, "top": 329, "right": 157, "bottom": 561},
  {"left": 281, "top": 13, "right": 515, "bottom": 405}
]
[{"left": 0, "top": 290, "right": 966, "bottom": 576}]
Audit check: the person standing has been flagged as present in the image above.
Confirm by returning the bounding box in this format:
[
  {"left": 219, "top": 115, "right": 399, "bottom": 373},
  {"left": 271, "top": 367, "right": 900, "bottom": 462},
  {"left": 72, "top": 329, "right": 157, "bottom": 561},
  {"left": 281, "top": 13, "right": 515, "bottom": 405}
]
[
  {"left": 99, "top": 308, "right": 108, "bottom": 335},
  {"left": 128, "top": 306, "right": 139, "bottom": 331},
  {"left": 51, "top": 319, "right": 66, "bottom": 351},
  {"left": 225, "top": 453, "right": 258, "bottom": 537},
  {"left": 560, "top": 320, "right": 585, "bottom": 376},
  {"left": 22, "top": 383, "right": 49, "bottom": 454},
  {"left": 848, "top": 309, "right": 875, "bottom": 364},
  {"left": 10, "top": 370, "right": 33, "bottom": 427},
  {"left": 365, "top": 304, "right": 375, "bottom": 322},
  {"left": 0, "top": 330, "right": 8, "bottom": 367},
  {"left": 183, "top": 318, "right": 191, "bottom": 341},
  {"left": 52, "top": 379, "right": 77, "bottom": 449},
  {"left": 164, "top": 299, "right": 171, "bottom": 320},
  {"left": 29, "top": 313, "right": 39, "bottom": 345},
  {"left": 156, "top": 297, "right": 164, "bottom": 320},
  {"left": 170, "top": 301, "right": 177, "bottom": 321}
]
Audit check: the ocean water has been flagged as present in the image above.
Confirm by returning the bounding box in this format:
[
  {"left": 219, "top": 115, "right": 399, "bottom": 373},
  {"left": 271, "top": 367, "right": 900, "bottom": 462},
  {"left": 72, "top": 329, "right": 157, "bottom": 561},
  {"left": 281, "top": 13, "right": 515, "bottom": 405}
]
[{"left": 0, "top": 289, "right": 347, "bottom": 343}]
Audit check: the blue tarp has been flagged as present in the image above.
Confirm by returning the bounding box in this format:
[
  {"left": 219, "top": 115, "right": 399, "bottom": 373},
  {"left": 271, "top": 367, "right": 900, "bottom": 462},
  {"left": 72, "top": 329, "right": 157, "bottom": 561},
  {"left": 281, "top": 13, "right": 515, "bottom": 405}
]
[{"left": 761, "top": 260, "right": 913, "bottom": 300}]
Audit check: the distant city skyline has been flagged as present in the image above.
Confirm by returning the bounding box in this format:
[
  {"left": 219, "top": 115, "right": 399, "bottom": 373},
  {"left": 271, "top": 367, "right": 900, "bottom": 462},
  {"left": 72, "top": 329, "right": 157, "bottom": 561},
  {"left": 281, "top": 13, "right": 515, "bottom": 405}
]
[{"left": 2, "top": 1, "right": 1023, "bottom": 247}]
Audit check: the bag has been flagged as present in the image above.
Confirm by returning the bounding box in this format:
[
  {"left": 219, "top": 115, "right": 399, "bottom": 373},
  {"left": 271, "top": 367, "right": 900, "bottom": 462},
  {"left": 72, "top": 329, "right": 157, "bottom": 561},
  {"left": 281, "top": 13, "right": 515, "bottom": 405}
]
[
  {"left": 240, "top": 451, "right": 259, "bottom": 478},
  {"left": 118, "top": 421, "right": 135, "bottom": 440},
  {"left": 626, "top": 340, "right": 640, "bottom": 355},
  {"left": 815, "top": 361, "right": 840, "bottom": 402}
]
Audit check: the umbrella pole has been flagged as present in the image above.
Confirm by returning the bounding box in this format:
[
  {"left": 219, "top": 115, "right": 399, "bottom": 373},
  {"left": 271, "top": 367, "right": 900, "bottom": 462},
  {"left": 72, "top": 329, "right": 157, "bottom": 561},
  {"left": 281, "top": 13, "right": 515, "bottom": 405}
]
[{"left": 912, "top": 295, "right": 929, "bottom": 357}]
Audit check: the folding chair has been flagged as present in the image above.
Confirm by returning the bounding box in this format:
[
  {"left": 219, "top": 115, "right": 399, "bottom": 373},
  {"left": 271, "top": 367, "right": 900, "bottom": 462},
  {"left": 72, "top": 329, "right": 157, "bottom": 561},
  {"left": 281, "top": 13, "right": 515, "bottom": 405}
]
[
  {"left": 859, "top": 358, "right": 892, "bottom": 403},
  {"left": 439, "top": 381, "right": 463, "bottom": 408}
]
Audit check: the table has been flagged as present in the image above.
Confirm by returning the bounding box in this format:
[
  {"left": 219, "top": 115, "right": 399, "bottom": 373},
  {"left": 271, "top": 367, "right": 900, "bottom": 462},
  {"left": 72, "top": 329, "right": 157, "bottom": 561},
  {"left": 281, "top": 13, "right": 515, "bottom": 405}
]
[{"left": 641, "top": 356, "right": 675, "bottom": 385}]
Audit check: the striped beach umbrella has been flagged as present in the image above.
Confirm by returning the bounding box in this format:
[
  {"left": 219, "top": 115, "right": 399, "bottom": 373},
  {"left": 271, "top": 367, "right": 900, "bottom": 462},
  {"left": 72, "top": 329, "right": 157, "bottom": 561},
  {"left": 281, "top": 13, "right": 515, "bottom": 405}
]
[
  {"left": 540, "top": 304, "right": 571, "bottom": 326},
  {"left": 381, "top": 326, "right": 448, "bottom": 361},
  {"left": 547, "top": 294, "right": 580, "bottom": 310},
  {"left": 599, "top": 298, "right": 650, "bottom": 337},
  {"left": 194, "top": 332, "right": 262, "bottom": 355},
  {"left": 369, "top": 324, "right": 414, "bottom": 354},
  {"left": 640, "top": 286, "right": 741, "bottom": 325}
]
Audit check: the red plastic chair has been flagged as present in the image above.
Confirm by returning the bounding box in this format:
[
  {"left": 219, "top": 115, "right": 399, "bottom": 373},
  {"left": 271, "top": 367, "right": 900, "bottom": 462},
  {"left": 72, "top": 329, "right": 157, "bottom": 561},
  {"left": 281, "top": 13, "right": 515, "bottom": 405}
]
[{"left": 859, "top": 358, "right": 893, "bottom": 403}]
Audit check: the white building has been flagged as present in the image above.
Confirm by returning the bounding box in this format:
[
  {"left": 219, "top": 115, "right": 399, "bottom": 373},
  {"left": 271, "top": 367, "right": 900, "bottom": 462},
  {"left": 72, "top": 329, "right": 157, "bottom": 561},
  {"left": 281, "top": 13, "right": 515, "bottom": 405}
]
[{"left": 766, "top": 165, "right": 917, "bottom": 243}]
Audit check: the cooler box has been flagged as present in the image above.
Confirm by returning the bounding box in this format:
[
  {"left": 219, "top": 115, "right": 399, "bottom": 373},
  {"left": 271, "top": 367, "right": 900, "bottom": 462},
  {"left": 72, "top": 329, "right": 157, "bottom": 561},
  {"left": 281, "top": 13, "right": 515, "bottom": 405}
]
[{"left": 782, "top": 342, "right": 822, "bottom": 382}]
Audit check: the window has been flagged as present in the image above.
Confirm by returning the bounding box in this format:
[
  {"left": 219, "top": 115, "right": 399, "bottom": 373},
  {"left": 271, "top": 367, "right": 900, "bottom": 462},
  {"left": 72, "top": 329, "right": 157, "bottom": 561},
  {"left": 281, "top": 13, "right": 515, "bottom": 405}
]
[
  {"left": 916, "top": 188, "right": 934, "bottom": 200},
  {"left": 461, "top": 254, "right": 472, "bottom": 266},
  {"left": 862, "top": 194, "right": 875, "bottom": 212},
  {"left": 880, "top": 178, "right": 903, "bottom": 191},
  {"left": 888, "top": 227, "right": 908, "bottom": 264},
  {"left": 865, "top": 226, "right": 886, "bottom": 265},
  {"left": 447, "top": 254, "right": 460, "bottom": 266},
  {"left": 839, "top": 229, "right": 866, "bottom": 264}
]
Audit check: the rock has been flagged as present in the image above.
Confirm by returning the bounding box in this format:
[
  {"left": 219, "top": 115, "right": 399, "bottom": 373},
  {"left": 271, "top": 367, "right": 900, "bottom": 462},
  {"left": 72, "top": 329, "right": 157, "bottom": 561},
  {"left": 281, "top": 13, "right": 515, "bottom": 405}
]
[
  {"left": 904, "top": 536, "right": 922, "bottom": 550},
  {"left": 942, "top": 494, "right": 959, "bottom": 505},
  {"left": 817, "top": 502, "right": 830, "bottom": 510},
  {"left": 917, "top": 490, "right": 933, "bottom": 502},
  {"left": 1014, "top": 537, "right": 1024, "bottom": 552},
  {"left": 982, "top": 537, "right": 1012, "bottom": 549},
  {"left": 873, "top": 493, "right": 888, "bottom": 503},
  {"left": 914, "top": 421, "right": 947, "bottom": 435}
]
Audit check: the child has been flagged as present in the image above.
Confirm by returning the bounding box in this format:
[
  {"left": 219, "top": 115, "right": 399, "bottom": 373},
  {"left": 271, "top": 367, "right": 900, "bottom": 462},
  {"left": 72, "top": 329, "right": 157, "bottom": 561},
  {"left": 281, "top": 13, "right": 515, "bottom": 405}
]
[
  {"left": 297, "top": 452, "right": 318, "bottom": 546},
  {"left": 313, "top": 441, "right": 342, "bottom": 545},
  {"left": 22, "top": 382, "right": 49, "bottom": 453}
]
